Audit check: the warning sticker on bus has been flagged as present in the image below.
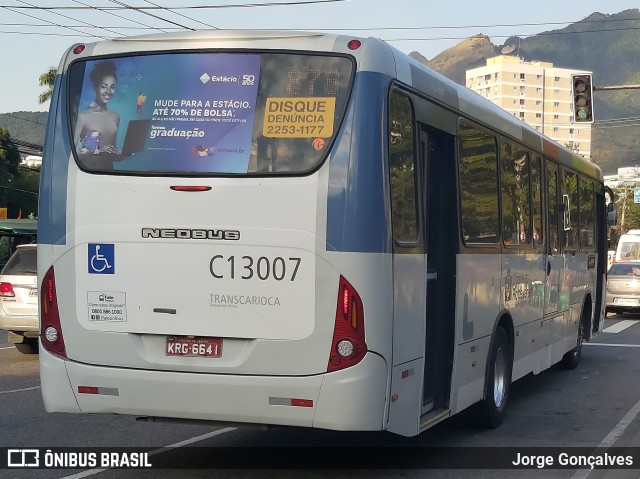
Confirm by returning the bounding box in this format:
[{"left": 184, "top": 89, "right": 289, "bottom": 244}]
[{"left": 263, "top": 97, "right": 336, "bottom": 138}]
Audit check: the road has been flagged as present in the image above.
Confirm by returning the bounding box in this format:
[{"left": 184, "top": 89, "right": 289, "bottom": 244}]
[{"left": 1, "top": 315, "right": 640, "bottom": 479}]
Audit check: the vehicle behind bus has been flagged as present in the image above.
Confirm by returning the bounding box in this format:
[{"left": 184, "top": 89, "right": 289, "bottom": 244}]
[{"left": 615, "top": 230, "right": 640, "bottom": 262}]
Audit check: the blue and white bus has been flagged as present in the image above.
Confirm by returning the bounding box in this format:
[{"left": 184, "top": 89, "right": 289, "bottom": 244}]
[{"left": 39, "top": 30, "right": 615, "bottom": 436}]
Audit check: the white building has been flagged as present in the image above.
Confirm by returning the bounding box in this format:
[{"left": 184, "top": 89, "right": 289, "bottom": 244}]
[{"left": 21, "top": 155, "right": 42, "bottom": 168}]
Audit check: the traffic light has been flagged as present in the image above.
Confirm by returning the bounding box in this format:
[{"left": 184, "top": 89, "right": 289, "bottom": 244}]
[{"left": 571, "top": 74, "right": 594, "bottom": 123}]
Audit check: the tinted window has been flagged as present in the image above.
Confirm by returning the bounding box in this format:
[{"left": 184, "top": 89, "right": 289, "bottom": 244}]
[
  {"left": 563, "top": 170, "right": 579, "bottom": 249},
  {"left": 547, "top": 162, "right": 559, "bottom": 254},
  {"left": 531, "top": 156, "right": 543, "bottom": 248},
  {"left": 68, "top": 53, "right": 354, "bottom": 175},
  {"left": 389, "top": 91, "right": 418, "bottom": 243},
  {"left": 458, "top": 121, "right": 499, "bottom": 244},
  {"left": 501, "top": 140, "right": 530, "bottom": 246},
  {"left": 2, "top": 248, "right": 37, "bottom": 275},
  {"left": 579, "top": 177, "right": 594, "bottom": 248}
]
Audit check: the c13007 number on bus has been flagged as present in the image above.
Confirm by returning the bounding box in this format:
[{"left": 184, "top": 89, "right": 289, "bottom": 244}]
[{"left": 209, "top": 255, "right": 301, "bottom": 281}]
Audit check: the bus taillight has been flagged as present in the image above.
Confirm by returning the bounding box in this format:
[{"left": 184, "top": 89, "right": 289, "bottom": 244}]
[
  {"left": 328, "top": 276, "right": 367, "bottom": 372},
  {"left": 41, "top": 266, "right": 67, "bottom": 358}
]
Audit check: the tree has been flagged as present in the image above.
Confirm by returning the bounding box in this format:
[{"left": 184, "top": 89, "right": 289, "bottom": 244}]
[
  {"left": 0, "top": 128, "right": 23, "bottom": 218},
  {"left": 38, "top": 67, "right": 57, "bottom": 105}
]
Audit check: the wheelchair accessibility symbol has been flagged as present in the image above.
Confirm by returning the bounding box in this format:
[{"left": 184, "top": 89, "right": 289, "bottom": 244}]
[{"left": 88, "top": 243, "right": 115, "bottom": 274}]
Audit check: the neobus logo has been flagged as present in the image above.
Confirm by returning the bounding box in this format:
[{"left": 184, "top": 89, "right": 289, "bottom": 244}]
[{"left": 141, "top": 228, "right": 240, "bottom": 241}]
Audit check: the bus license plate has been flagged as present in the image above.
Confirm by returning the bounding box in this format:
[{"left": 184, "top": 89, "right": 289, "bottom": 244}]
[{"left": 166, "top": 337, "right": 222, "bottom": 357}]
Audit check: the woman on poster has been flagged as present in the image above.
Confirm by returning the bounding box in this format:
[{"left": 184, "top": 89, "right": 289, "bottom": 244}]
[{"left": 74, "top": 60, "right": 120, "bottom": 156}]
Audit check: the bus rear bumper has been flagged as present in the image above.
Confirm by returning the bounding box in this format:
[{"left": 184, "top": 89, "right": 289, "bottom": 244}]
[{"left": 40, "top": 347, "right": 388, "bottom": 432}]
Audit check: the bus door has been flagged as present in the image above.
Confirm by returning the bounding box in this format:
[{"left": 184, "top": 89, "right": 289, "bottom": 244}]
[
  {"left": 386, "top": 91, "right": 454, "bottom": 436},
  {"left": 419, "top": 125, "right": 455, "bottom": 417}
]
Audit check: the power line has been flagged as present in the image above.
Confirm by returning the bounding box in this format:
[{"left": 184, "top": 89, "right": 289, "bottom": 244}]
[
  {"left": 141, "top": 0, "right": 218, "bottom": 30},
  {"left": 70, "top": 0, "right": 171, "bottom": 34},
  {"left": 106, "top": 0, "right": 193, "bottom": 31},
  {"left": 382, "top": 26, "right": 640, "bottom": 42},
  {"left": 0, "top": 4, "right": 107, "bottom": 39},
  {"left": 16, "top": 0, "right": 125, "bottom": 38},
  {"left": 0, "top": 0, "right": 350, "bottom": 10},
  {"left": 0, "top": 185, "right": 39, "bottom": 196}
]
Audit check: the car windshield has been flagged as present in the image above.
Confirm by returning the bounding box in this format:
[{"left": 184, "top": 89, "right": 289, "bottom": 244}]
[
  {"left": 608, "top": 263, "right": 640, "bottom": 277},
  {"left": 1, "top": 248, "right": 37, "bottom": 275}
]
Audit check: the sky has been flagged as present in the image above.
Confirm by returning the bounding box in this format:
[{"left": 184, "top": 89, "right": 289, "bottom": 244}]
[{"left": 1, "top": 0, "right": 639, "bottom": 115}]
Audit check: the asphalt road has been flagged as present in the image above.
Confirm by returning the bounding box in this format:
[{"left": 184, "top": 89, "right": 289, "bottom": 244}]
[{"left": 1, "top": 315, "right": 640, "bottom": 479}]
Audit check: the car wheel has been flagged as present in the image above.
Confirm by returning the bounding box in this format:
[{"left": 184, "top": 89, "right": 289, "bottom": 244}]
[
  {"left": 15, "top": 339, "right": 39, "bottom": 355},
  {"left": 478, "top": 326, "right": 512, "bottom": 428}
]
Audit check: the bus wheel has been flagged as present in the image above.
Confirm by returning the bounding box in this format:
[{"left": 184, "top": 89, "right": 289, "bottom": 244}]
[
  {"left": 559, "top": 321, "right": 583, "bottom": 370},
  {"left": 479, "top": 327, "right": 512, "bottom": 428}
]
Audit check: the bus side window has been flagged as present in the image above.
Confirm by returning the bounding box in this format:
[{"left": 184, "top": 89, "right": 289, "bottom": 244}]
[
  {"left": 546, "top": 161, "right": 559, "bottom": 254},
  {"left": 457, "top": 121, "right": 499, "bottom": 245},
  {"left": 500, "top": 139, "right": 531, "bottom": 247}
]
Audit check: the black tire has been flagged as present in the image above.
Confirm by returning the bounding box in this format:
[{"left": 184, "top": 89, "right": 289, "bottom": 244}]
[
  {"left": 15, "top": 339, "right": 39, "bottom": 355},
  {"left": 479, "top": 327, "right": 512, "bottom": 428},
  {"left": 559, "top": 321, "right": 583, "bottom": 370}
]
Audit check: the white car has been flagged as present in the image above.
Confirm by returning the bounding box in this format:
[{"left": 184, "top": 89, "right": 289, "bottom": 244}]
[
  {"left": 0, "top": 244, "right": 38, "bottom": 354},
  {"left": 605, "top": 261, "right": 640, "bottom": 316}
]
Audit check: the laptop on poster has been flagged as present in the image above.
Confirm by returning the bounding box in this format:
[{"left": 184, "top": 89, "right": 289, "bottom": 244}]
[{"left": 120, "top": 119, "right": 151, "bottom": 157}]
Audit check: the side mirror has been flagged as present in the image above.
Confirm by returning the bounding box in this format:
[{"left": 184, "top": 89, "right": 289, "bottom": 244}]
[
  {"left": 607, "top": 202, "right": 617, "bottom": 226},
  {"left": 605, "top": 186, "right": 617, "bottom": 226}
]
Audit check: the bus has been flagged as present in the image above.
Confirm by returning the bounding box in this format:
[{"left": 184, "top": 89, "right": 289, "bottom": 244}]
[{"left": 39, "top": 30, "right": 616, "bottom": 437}]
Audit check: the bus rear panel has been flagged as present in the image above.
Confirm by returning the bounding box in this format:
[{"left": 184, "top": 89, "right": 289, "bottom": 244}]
[{"left": 39, "top": 32, "right": 392, "bottom": 432}]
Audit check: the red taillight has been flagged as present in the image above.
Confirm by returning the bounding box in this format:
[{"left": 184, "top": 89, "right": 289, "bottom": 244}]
[
  {"left": 328, "top": 276, "right": 367, "bottom": 372},
  {"left": 0, "top": 282, "right": 15, "bottom": 297},
  {"left": 73, "top": 44, "right": 85, "bottom": 54},
  {"left": 40, "top": 266, "right": 66, "bottom": 357},
  {"left": 347, "top": 39, "right": 361, "bottom": 50}
]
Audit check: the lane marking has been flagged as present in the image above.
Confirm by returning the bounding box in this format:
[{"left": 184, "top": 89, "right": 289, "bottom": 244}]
[
  {"left": 603, "top": 320, "right": 639, "bottom": 334},
  {"left": 571, "top": 397, "right": 640, "bottom": 479},
  {"left": 0, "top": 346, "right": 16, "bottom": 350},
  {"left": 60, "top": 426, "right": 237, "bottom": 478},
  {"left": 584, "top": 343, "right": 640, "bottom": 348},
  {"left": 0, "top": 386, "right": 40, "bottom": 395}
]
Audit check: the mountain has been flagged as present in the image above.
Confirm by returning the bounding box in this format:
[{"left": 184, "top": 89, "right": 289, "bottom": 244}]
[
  {"left": 423, "top": 9, "right": 640, "bottom": 174},
  {"left": 422, "top": 34, "right": 498, "bottom": 84}
]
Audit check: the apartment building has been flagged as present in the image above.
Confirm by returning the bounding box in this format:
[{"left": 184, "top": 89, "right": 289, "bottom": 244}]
[{"left": 466, "top": 55, "right": 592, "bottom": 158}]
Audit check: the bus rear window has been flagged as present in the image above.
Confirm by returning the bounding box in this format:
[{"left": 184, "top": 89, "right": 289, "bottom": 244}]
[{"left": 68, "top": 52, "right": 354, "bottom": 175}]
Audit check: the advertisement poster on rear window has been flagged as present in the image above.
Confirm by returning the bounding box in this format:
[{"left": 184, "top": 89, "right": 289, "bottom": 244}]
[{"left": 71, "top": 53, "right": 260, "bottom": 174}]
